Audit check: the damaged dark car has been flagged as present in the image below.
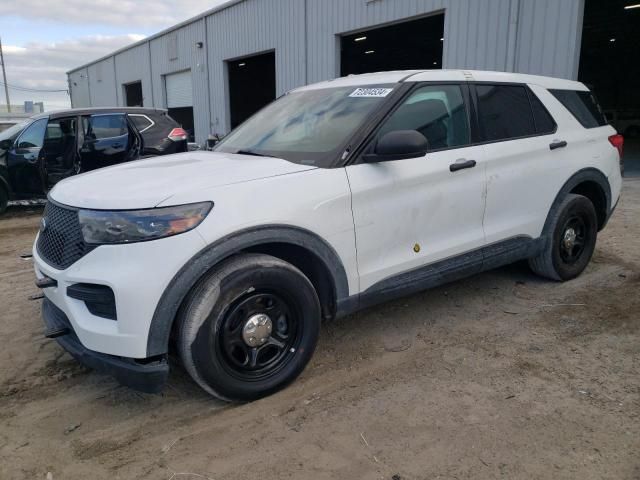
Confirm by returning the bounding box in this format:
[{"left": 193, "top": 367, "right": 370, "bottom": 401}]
[{"left": 0, "top": 108, "right": 188, "bottom": 214}]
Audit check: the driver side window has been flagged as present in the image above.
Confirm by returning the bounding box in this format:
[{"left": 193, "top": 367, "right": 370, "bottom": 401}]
[
  {"left": 17, "top": 118, "right": 47, "bottom": 150},
  {"left": 377, "top": 84, "right": 470, "bottom": 151}
]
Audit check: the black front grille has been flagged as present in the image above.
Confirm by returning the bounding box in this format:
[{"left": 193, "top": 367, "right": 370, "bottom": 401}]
[{"left": 37, "top": 201, "right": 94, "bottom": 270}]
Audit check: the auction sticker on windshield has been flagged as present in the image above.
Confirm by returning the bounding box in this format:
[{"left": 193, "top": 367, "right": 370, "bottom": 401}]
[{"left": 349, "top": 88, "right": 394, "bottom": 98}]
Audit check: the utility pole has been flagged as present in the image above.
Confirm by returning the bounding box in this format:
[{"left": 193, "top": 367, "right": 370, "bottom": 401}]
[{"left": 0, "top": 36, "right": 11, "bottom": 113}]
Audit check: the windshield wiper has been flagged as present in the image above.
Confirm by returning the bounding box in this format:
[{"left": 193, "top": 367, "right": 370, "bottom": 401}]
[{"left": 235, "top": 149, "right": 272, "bottom": 157}]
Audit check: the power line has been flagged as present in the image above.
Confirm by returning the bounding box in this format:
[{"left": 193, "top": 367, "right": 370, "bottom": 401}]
[{"left": 0, "top": 80, "right": 68, "bottom": 93}]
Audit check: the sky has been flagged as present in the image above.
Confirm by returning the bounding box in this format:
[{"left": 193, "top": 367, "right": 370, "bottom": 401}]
[{"left": 0, "top": 0, "right": 229, "bottom": 111}]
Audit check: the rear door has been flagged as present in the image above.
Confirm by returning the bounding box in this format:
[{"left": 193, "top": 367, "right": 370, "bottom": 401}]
[
  {"left": 475, "top": 83, "right": 566, "bottom": 244},
  {"left": 7, "top": 117, "right": 48, "bottom": 195},
  {"left": 347, "top": 83, "right": 488, "bottom": 292},
  {"left": 80, "top": 114, "right": 130, "bottom": 171}
]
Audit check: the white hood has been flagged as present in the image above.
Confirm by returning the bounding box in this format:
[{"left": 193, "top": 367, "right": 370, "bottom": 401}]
[{"left": 49, "top": 151, "right": 316, "bottom": 209}]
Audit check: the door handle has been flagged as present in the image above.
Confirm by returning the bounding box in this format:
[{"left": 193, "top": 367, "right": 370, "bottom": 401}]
[
  {"left": 549, "top": 140, "right": 567, "bottom": 150},
  {"left": 111, "top": 143, "right": 123, "bottom": 148},
  {"left": 449, "top": 159, "right": 476, "bottom": 172}
]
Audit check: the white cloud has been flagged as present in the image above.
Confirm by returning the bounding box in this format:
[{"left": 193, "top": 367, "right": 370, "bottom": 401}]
[
  {"left": 0, "top": 0, "right": 228, "bottom": 27},
  {"left": 2, "top": 45, "right": 27, "bottom": 54},
  {"left": 0, "top": 0, "right": 231, "bottom": 110},
  {"left": 2, "top": 35, "right": 146, "bottom": 110}
]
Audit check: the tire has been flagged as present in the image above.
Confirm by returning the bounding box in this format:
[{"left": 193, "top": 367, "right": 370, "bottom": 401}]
[
  {"left": 177, "top": 253, "right": 321, "bottom": 401},
  {"left": 529, "top": 194, "right": 598, "bottom": 281},
  {"left": 0, "top": 186, "right": 8, "bottom": 215}
]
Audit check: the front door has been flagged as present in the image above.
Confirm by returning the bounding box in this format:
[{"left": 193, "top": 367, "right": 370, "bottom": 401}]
[
  {"left": 346, "top": 83, "right": 487, "bottom": 292},
  {"left": 7, "top": 117, "right": 48, "bottom": 196}
]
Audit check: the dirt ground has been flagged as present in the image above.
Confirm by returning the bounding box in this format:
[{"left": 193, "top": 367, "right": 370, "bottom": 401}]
[{"left": 1, "top": 181, "right": 639, "bottom": 480}]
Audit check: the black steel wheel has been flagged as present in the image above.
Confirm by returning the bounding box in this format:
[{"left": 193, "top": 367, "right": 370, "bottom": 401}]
[
  {"left": 558, "top": 215, "right": 587, "bottom": 264},
  {"left": 218, "top": 291, "right": 301, "bottom": 381},
  {"left": 177, "top": 254, "right": 321, "bottom": 401},
  {"left": 529, "top": 193, "right": 598, "bottom": 281}
]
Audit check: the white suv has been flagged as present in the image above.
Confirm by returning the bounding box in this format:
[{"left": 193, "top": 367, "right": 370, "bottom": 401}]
[{"left": 33, "top": 70, "right": 623, "bottom": 401}]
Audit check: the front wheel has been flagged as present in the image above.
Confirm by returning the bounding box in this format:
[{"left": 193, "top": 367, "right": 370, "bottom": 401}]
[
  {"left": 529, "top": 193, "right": 598, "bottom": 281},
  {"left": 177, "top": 254, "right": 321, "bottom": 401}
]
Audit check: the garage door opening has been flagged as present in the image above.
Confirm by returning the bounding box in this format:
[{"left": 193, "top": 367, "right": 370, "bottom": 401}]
[
  {"left": 124, "top": 81, "right": 143, "bottom": 107},
  {"left": 340, "top": 14, "right": 445, "bottom": 76},
  {"left": 227, "top": 51, "right": 276, "bottom": 129},
  {"left": 165, "top": 70, "right": 195, "bottom": 141},
  {"left": 579, "top": 0, "right": 640, "bottom": 175}
]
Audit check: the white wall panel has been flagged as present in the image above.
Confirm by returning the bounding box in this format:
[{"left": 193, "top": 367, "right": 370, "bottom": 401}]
[
  {"left": 68, "top": 0, "right": 585, "bottom": 138},
  {"left": 114, "top": 43, "right": 153, "bottom": 107},
  {"left": 206, "top": 0, "right": 306, "bottom": 134},
  {"left": 149, "top": 19, "right": 209, "bottom": 143},
  {"left": 166, "top": 70, "right": 193, "bottom": 107},
  {"left": 68, "top": 69, "right": 90, "bottom": 107},
  {"left": 87, "top": 58, "right": 117, "bottom": 107}
]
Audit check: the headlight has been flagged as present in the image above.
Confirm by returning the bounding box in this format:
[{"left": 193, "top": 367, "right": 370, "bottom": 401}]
[{"left": 79, "top": 202, "right": 213, "bottom": 245}]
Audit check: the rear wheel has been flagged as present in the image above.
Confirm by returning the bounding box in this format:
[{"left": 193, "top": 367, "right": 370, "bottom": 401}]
[
  {"left": 177, "top": 254, "right": 321, "bottom": 401},
  {"left": 0, "top": 186, "right": 8, "bottom": 215},
  {"left": 529, "top": 194, "right": 598, "bottom": 281}
]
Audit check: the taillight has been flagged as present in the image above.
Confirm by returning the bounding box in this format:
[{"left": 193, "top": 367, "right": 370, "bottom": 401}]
[
  {"left": 168, "top": 127, "right": 188, "bottom": 142},
  {"left": 608, "top": 134, "right": 624, "bottom": 159}
]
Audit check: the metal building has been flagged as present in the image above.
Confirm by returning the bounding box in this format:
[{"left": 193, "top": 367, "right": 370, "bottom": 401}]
[{"left": 68, "top": 0, "right": 587, "bottom": 145}]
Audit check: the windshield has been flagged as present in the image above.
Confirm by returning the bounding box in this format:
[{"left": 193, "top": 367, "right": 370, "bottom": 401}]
[
  {"left": 0, "top": 120, "right": 32, "bottom": 142},
  {"left": 215, "top": 85, "right": 397, "bottom": 167}
]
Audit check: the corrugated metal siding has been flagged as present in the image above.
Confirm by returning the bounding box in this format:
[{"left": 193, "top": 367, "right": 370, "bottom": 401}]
[
  {"left": 307, "top": 0, "right": 447, "bottom": 83},
  {"left": 515, "top": 0, "right": 584, "bottom": 79},
  {"left": 166, "top": 70, "right": 193, "bottom": 107},
  {"left": 87, "top": 58, "right": 117, "bottom": 107},
  {"left": 149, "top": 19, "right": 209, "bottom": 143},
  {"left": 443, "top": 0, "right": 514, "bottom": 71},
  {"left": 68, "top": 69, "right": 90, "bottom": 107},
  {"left": 206, "top": 0, "right": 306, "bottom": 134},
  {"left": 114, "top": 43, "right": 153, "bottom": 107},
  {"left": 70, "top": 0, "right": 584, "bottom": 138}
]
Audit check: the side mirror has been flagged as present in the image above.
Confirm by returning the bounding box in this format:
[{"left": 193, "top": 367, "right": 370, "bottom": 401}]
[
  {"left": 0, "top": 139, "right": 13, "bottom": 150},
  {"left": 364, "top": 130, "right": 429, "bottom": 163}
]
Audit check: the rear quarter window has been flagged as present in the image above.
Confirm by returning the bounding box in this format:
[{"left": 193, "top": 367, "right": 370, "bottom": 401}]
[
  {"left": 528, "top": 89, "right": 556, "bottom": 135},
  {"left": 129, "top": 115, "right": 154, "bottom": 133},
  {"left": 549, "top": 89, "right": 607, "bottom": 128}
]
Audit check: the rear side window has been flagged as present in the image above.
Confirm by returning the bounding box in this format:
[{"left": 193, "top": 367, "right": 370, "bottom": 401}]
[
  {"left": 129, "top": 114, "right": 153, "bottom": 133},
  {"left": 528, "top": 90, "right": 556, "bottom": 135},
  {"left": 549, "top": 90, "right": 607, "bottom": 128},
  {"left": 85, "top": 114, "right": 127, "bottom": 140},
  {"left": 476, "top": 85, "right": 536, "bottom": 141}
]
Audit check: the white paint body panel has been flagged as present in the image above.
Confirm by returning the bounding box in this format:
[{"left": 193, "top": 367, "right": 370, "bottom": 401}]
[
  {"left": 49, "top": 151, "right": 316, "bottom": 210},
  {"left": 33, "top": 70, "right": 622, "bottom": 360},
  {"left": 161, "top": 167, "right": 359, "bottom": 296},
  {"left": 482, "top": 83, "right": 621, "bottom": 243},
  {"left": 34, "top": 230, "right": 207, "bottom": 358},
  {"left": 346, "top": 145, "right": 487, "bottom": 291}
]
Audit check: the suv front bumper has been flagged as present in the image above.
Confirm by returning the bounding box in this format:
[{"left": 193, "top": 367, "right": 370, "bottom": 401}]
[
  {"left": 43, "top": 298, "right": 169, "bottom": 393},
  {"left": 32, "top": 228, "right": 206, "bottom": 358}
]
